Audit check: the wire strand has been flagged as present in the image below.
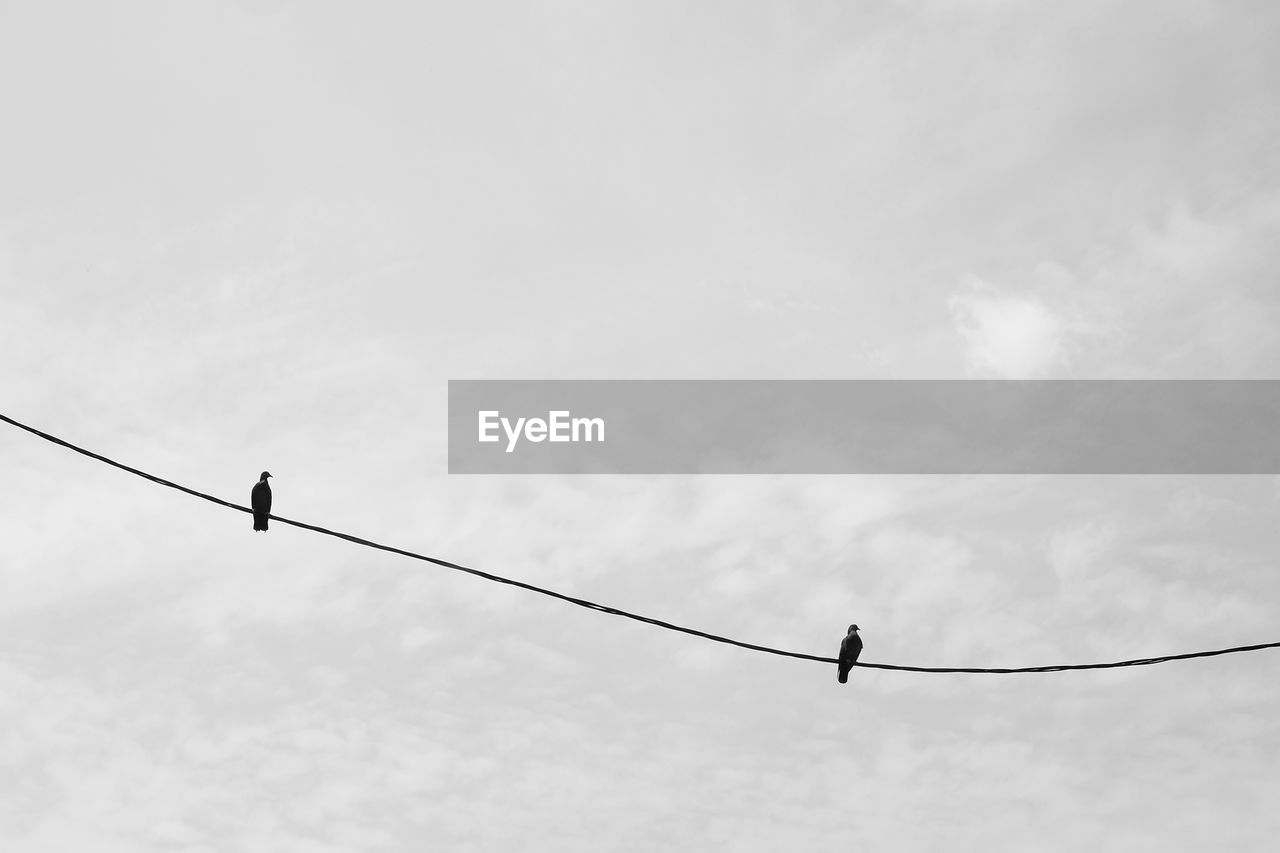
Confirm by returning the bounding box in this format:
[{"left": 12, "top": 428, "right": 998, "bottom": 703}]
[{"left": 4, "top": 410, "right": 1279, "bottom": 674}]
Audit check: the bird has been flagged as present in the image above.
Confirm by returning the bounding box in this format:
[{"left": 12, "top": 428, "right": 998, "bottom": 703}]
[
  {"left": 837, "top": 624, "right": 862, "bottom": 683},
  {"left": 251, "top": 471, "right": 273, "bottom": 531}
]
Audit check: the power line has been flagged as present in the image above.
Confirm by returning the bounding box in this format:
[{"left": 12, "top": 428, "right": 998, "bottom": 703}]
[{"left": 4, "top": 410, "right": 1279, "bottom": 675}]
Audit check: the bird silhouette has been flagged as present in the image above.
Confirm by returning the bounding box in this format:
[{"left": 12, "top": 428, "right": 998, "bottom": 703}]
[
  {"left": 837, "top": 624, "right": 862, "bottom": 683},
  {"left": 251, "top": 471, "right": 272, "bottom": 531}
]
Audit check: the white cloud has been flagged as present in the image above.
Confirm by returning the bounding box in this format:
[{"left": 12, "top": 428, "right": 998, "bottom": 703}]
[{"left": 949, "top": 278, "right": 1067, "bottom": 378}]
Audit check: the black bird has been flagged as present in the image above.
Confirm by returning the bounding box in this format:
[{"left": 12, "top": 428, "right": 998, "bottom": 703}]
[
  {"left": 251, "top": 471, "right": 273, "bottom": 531},
  {"left": 837, "top": 624, "right": 862, "bottom": 683}
]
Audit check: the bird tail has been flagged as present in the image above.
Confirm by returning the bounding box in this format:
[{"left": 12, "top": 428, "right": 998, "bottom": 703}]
[
  {"left": 254, "top": 515, "right": 269, "bottom": 531},
  {"left": 838, "top": 668, "right": 849, "bottom": 684}
]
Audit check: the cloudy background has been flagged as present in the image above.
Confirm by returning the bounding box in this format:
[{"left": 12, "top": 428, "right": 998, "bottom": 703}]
[{"left": 3, "top": 1, "right": 1280, "bottom": 850}]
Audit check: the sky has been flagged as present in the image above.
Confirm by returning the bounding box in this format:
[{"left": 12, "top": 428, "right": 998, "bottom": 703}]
[{"left": 2, "top": 1, "right": 1280, "bottom": 850}]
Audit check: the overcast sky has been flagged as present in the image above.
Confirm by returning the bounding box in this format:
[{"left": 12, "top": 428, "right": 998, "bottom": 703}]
[{"left": 3, "top": 2, "right": 1280, "bottom": 850}]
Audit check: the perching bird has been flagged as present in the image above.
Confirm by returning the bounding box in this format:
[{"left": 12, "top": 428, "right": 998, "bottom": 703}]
[
  {"left": 837, "top": 624, "right": 862, "bottom": 683},
  {"left": 251, "top": 471, "right": 273, "bottom": 531}
]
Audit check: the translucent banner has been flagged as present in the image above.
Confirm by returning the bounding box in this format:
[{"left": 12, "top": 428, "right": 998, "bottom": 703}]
[{"left": 447, "top": 380, "right": 1280, "bottom": 474}]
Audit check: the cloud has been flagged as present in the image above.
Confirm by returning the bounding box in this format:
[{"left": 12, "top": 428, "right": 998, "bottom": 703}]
[
  {"left": 949, "top": 278, "right": 1067, "bottom": 378},
  {"left": 1096, "top": 197, "right": 1280, "bottom": 377}
]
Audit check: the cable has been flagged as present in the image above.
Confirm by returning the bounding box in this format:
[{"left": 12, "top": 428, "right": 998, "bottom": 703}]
[{"left": 4, "top": 410, "right": 1279, "bottom": 674}]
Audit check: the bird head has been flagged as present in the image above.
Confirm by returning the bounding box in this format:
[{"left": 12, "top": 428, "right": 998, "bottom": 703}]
[
  {"left": 260, "top": 471, "right": 273, "bottom": 481},
  {"left": 849, "top": 624, "right": 859, "bottom": 633}
]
